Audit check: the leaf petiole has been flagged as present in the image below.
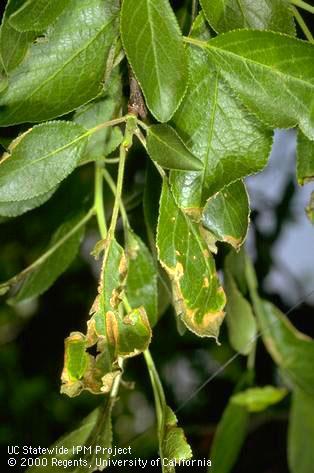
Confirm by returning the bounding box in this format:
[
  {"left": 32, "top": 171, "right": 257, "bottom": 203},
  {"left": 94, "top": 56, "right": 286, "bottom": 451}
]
[
  {"left": 94, "top": 162, "right": 107, "bottom": 239},
  {"left": 289, "top": 0, "right": 314, "bottom": 14},
  {"left": 291, "top": 6, "right": 314, "bottom": 42},
  {"left": 103, "top": 168, "right": 129, "bottom": 231}
]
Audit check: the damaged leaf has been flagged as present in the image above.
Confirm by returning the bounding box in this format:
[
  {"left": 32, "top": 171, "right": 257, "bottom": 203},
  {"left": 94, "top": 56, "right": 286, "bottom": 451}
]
[
  {"left": 296, "top": 130, "right": 314, "bottom": 185},
  {"left": 157, "top": 180, "right": 226, "bottom": 339},
  {"left": 161, "top": 406, "right": 192, "bottom": 472},
  {"left": 202, "top": 180, "right": 250, "bottom": 249},
  {"left": 126, "top": 229, "right": 158, "bottom": 326}
]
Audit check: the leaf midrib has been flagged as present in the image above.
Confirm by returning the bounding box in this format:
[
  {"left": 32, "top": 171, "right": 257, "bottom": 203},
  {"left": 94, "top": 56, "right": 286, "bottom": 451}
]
[
  {"left": 0, "top": 126, "right": 87, "bottom": 193},
  {"left": 207, "top": 40, "right": 314, "bottom": 90},
  {"left": 4, "top": 12, "right": 118, "bottom": 120}
]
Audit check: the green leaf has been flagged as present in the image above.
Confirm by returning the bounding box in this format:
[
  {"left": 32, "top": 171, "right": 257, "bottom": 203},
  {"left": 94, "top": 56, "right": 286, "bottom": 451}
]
[
  {"left": 0, "top": 122, "right": 87, "bottom": 202},
  {"left": 121, "top": 0, "right": 188, "bottom": 122},
  {"left": 0, "top": 0, "right": 35, "bottom": 72},
  {"left": 0, "top": 0, "right": 120, "bottom": 125},
  {"left": 202, "top": 180, "right": 250, "bottom": 250},
  {"left": 0, "top": 69, "right": 8, "bottom": 93},
  {"left": 288, "top": 388, "right": 314, "bottom": 473},
  {"left": 10, "top": 213, "right": 86, "bottom": 303},
  {"left": 157, "top": 180, "right": 226, "bottom": 339},
  {"left": 223, "top": 268, "right": 256, "bottom": 355},
  {"left": 232, "top": 386, "right": 287, "bottom": 412},
  {"left": 126, "top": 229, "right": 158, "bottom": 327},
  {"left": 144, "top": 350, "right": 192, "bottom": 472},
  {"left": 210, "top": 400, "right": 249, "bottom": 473},
  {"left": 27, "top": 404, "right": 114, "bottom": 473},
  {"left": 202, "top": 30, "right": 314, "bottom": 140},
  {"left": 74, "top": 71, "right": 123, "bottom": 165},
  {"left": 9, "top": 0, "right": 71, "bottom": 32},
  {"left": 63, "top": 332, "right": 89, "bottom": 382},
  {"left": 247, "top": 283, "right": 314, "bottom": 396},
  {"left": 171, "top": 17, "right": 272, "bottom": 212},
  {"left": 0, "top": 187, "right": 56, "bottom": 218},
  {"left": 161, "top": 406, "right": 192, "bottom": 472},
  {"left": 297, "top": 131, "right": 314, "bottom": 185},
  {"left": 210, "top": 384, "right": 287, "bottom": 473},
  {"left": 147, "top": 125, "right": 203, "bottom": 171},
  {"left": 200, "top": 0, "right": 295, "bottom": 35}
]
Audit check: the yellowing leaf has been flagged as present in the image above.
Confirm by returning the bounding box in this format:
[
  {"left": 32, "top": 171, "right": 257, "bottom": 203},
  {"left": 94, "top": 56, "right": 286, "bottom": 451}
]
[{"left": 157, "top": 180, "right": 226, "bottom": 339}]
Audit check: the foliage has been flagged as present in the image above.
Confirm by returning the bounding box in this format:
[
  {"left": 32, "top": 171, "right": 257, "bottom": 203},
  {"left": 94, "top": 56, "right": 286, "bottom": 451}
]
[{"left": 0, "top": 0, "right": 314, "bottom": 472}]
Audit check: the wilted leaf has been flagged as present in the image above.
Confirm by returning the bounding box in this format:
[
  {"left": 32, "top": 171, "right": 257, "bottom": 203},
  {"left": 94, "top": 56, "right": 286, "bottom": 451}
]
[
  {"left": 288, "top": 388, "right": 314, "bottom": 473},
  {"left": 171, "top": 16, "right": 272, "bottom": 211},
  {"left": 9, "top": 0, "right": 70, "bottom": 32},
  {"left": 0, "top": 122, "right": 87, "bottom": 202},
  {"left": 126, "top": 229, "right": 158, "bottom": 326},
  {"left": 200, "top": 0, "right": 295, "bottom": 35},
  {"left": 62, "top": 237, "right": 151, "bottom": 397},
  {"left": 232, "top": 386, "right": 287, "bottom": 412},
  {"left": 157, "top": 180, "right": 226, "bottom": 339},
  {"left": 121, "top": 0, "right": 188, "bottom": 122},
  {"left": 147, "top": 125, "right": 203, "bottom": 171},
  {"left": 202, "top": 30, "right": 314, "bottom": 140},
  {"left": 224, "top": 268, "right": 256, "bottom": 355},
  {"left": 106, "top": 307, "right": 152, "bottom": 358},
  {"left": 0, "top": 0, "right": 120, "bottom": 125},
  {"left": 202, "top": 180, "right": 250, "bottom": 249}
]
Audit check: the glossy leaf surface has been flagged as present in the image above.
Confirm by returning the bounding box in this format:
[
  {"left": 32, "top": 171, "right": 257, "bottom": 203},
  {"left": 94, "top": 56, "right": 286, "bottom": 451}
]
[
  {"left": 171, "top": 18, "right": 272, "bottom": 211},
  {"left": 200, "top": 0, "right": 295, "bottom": 34},
  {"left": 9, "top": 0, "right": 70, "bottom": 32},
  {"left": 0, "top": 0, "right": 120, "bottom": 125},
  {"left": 147, "top": 125, "right": 203, "bottom": 171},
  {"left": 121, "top": 0, "right": 188, "bottom": 122},
  {"left": 0, "top": 0, "right": 35, "bottom": 72},
  {"left": 0, "top": 122, "right": 87, "bottom": 202},
  {"left": 204, "top": 30, "right": 314, "bottom": 140}
]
